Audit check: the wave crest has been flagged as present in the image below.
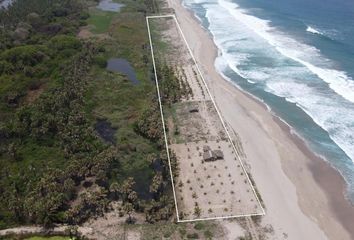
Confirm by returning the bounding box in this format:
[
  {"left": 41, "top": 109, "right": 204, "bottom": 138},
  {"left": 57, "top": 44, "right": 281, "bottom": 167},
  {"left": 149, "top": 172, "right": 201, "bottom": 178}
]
[
  {"left": 195, "top": 0, "right": 354, "bottom": 165},
  {"left": 306, "top": 26, "right": 323, "bottom": 35}
]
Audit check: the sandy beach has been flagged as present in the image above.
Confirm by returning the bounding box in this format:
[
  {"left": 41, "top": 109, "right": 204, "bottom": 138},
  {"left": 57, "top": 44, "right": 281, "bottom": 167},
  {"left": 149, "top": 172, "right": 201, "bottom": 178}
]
[{"left": 166, "top": 0, "right": 354, "bottom": 239}]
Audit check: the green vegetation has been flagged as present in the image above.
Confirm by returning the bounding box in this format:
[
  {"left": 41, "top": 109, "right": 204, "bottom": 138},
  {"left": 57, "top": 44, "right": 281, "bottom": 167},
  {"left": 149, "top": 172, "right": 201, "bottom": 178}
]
[
  {"left": 134, "top": 221, "right": 219, "bottom": 240},
  {"left": 0, "top": 236, "right": 72, "bottom": 240},
  {"left": 194, "top": 222, "right": 205, "bottom": 230},
  {"left": 187, "top": 232, "right": 199, "bottom": 239},
  {"left": 0, "top": 0, "right": 94, "bottom": 229},
  {"left": 204, "top": 229, "right": 214, "bottom": 239},
  {"left": 24, "top": 237, "right": 71, "bottom": 240},
  {"left": 87, "top": 9, "right": 115, "bottom": 34},
  {"left": 0, "top": 0, "right": 176, "bottom": 232},
  {"left": 157, "top": 64, "right": 190, "bottom": 105}
]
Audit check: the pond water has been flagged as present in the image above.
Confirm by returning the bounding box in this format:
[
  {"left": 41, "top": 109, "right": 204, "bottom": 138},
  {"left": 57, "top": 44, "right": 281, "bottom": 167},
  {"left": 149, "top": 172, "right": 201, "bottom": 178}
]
[
  {"left": 152, "top": 159, "right": 163, "bottom": 172},
  {"left": 94, "top": 119, "right": 117, "bottom": 144},
  {"left": 97, "top": 0, "right": 125, "bottom": 12},
  {"left": 106, "top": 58, "right": 140, "bottom": 85},
  {"left": 134, "top": 176, "right": 154, "bottom": 200},
  {"left": 133, "top": 159, "right": 164, "bottom": 200},
  {"left": 0, "top": 0, "right": 12, "bottom": 8}
]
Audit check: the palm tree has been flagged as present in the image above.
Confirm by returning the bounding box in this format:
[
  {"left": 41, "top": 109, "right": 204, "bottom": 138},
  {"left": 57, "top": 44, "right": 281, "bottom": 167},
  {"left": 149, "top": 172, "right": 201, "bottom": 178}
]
[
  {"left": 194, "top": 205, "right": 201, "bottom": 217},
  {"left": 63, "top": 178, "right": 75, "bottom": 200},
  {"left": 128, "top": 191, "right": 138, "bottom": 203},
  {"left": 119, "top": 177, "right": 135, "bottom": 203},
  {"left": 109, "top": 181, "right": 120, "bottom": 200},
  {"left": 7, "top": 143, "right": 18, "bottom": 160},
  {"left": 147, "top": 153, "right": 157, "bottom": 165},
  {"left": 149, "top": 172, "right": 162, "bottom": 197},
  {"left": 124, "top": 202, "right": 134, "bottom": 224}
]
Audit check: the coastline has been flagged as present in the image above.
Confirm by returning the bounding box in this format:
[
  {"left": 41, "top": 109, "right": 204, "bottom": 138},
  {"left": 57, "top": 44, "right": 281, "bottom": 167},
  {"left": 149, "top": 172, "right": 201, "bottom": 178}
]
[
  {"left": 218, "top": 63, "right": 354, "bottom": 207},
  {"left": 167, "top": 0, "right": 354, "bottom": 239}
]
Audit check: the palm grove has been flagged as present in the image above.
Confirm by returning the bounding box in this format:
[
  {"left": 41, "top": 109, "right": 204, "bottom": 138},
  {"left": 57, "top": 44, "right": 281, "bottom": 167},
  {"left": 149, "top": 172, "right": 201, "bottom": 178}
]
[{"left": 0, "top": 0, "right": 180, "bottom": 229}]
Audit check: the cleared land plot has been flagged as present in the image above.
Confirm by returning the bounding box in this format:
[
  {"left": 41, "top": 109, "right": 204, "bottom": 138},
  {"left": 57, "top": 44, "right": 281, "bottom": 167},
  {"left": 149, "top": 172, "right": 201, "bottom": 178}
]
[
  {"left": 147, "top": 15, "right": 264, "bottom": 221},
  {"left": 166, "top": 101, "right": 226, "bottom": 144}
]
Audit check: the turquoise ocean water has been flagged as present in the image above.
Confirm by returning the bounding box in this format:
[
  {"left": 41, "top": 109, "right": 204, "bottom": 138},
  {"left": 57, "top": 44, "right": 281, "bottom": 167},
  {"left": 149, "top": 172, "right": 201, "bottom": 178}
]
[{"left": 182, "top": 0, "right": 354, "bottom": 202}]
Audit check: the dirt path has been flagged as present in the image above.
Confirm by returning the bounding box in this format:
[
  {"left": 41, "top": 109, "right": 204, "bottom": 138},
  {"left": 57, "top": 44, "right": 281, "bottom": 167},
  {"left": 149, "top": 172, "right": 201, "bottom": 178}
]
[
  {"left": 0, "top": 225, "right": 93, "bottom": 238},
  {"left": 245, "top": 217, "right": 260, "bottom": 240}
]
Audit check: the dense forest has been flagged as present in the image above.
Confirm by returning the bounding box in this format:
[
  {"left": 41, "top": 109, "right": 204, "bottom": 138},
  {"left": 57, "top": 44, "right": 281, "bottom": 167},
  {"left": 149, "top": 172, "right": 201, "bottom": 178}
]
[{"left": 0, "top": 0, "right": 179, "bottom": 230}]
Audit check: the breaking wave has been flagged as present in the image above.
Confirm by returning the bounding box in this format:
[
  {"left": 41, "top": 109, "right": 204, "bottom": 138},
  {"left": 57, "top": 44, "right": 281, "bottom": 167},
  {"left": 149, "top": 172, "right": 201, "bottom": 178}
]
[
  {"left": 183, "top": 0, "right": 354, "bottom": 199},
  {"left": 306, "top": 26, "right": 323, "bottom": 35}
]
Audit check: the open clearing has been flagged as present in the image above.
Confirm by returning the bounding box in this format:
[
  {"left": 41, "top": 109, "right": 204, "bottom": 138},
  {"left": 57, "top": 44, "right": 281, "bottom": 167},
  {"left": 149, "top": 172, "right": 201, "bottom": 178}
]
[{"left": 147, "top": 15, "right": 264, "bottom": 222}]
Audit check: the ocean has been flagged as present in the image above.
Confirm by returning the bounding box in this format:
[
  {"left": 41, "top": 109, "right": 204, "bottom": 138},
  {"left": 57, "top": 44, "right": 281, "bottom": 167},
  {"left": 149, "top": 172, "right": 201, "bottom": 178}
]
[{"left": 182, "top": 0, "right": 354, "bottom": 202}]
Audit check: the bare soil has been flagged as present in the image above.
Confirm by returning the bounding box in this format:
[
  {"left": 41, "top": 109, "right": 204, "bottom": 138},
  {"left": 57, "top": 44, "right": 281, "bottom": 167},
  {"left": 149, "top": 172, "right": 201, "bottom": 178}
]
[{"left": 149, "top": 16, "right": 263, "bottom": 221}]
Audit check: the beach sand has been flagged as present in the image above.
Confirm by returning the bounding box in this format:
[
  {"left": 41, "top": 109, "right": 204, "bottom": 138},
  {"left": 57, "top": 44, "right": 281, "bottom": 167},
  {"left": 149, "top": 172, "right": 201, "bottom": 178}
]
[{"left": 166, "top": 0, "right": 354, "bottom": 239}]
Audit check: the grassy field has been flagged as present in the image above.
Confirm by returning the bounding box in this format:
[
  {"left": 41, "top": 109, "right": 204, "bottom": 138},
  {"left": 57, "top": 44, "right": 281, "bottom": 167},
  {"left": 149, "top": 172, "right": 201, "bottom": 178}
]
[{"left": 87, "top": 9, "right": 115, "bottom": 34}]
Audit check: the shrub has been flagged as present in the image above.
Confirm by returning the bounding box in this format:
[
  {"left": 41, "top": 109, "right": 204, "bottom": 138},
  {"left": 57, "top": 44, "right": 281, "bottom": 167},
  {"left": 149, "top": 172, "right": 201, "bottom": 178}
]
[
  {"left": 192, "top": 192, "right": 197, "bottom": 198},
  {"left": 1, "top": 45, "right": 46, "bottom": 67},
  {"left": 187, "top": 233, "right": 199, "bottom": 239},
  {"left": 204, "top": 230, "right": 213, "bottom": 239},
  {"left": 80, "top": 11, "right": 90, "bottom": 20},
  {"left": 26, "top": 12, "right": 41, "bottom": 26},
  {"left": 194, "top": 222, "right": 204, "bottom": 230},
  {"left": 49, "top": 35, "right": 82, "bottom": 51},
  {"left": 94, "top": 56, "right": 107, "bottom": 68},
  {"left": 164, "top": 232, "right": 172, "bottom": 238},
  {"left": 179, "top": 228, "right": 187, "bottom": 236},
  {"left": 0, "top": 60, "right": 13, "bottom": 74}
]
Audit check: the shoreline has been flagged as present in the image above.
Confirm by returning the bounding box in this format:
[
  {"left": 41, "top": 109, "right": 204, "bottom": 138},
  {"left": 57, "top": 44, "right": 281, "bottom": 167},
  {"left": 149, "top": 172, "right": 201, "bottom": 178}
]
[
  {"left": 217, "top": 57, "right": 354, "bottom": 238},
  {"left": 178, "top": 0, "right": 353, "bottom": 198},
  {"left": 219, "top": 63, "right": 353, "bottom": 204},
  {"left": 168, "top": 0, "right": 354, "bottom": 239}
]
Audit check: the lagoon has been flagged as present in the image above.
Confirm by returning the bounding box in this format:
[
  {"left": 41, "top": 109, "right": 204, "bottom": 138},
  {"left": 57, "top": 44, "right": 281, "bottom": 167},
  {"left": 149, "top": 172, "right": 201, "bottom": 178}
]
[
  {"left": 97, "top": 0, "right": 125, "bottom": 12},
  {"left": 106, "top": 58, "right": 140, "bottom": 85}
]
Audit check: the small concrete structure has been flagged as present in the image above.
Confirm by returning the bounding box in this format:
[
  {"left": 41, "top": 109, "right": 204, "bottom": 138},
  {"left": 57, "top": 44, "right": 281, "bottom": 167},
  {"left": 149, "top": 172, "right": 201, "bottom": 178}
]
[
  {"left": 213, "top": 150, "right": 224, "bottom": 159},
  {"left": 202, "top": 145, "right": 224, "bottom": 161},
  {"left": 203, "top": 150, "right": 214, "bottom": 161}
]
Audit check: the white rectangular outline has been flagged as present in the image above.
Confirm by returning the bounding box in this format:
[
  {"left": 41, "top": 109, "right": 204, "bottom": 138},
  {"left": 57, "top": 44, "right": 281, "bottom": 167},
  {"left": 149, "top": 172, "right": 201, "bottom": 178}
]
[{"left": 146, "top": 14, "right": 265, "bottom": 222}]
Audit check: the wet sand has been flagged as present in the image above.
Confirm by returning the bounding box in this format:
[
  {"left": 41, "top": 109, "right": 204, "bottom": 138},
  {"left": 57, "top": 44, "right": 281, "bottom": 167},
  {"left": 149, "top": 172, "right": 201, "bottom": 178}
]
[{"left": 167, "top": 0, "right": 354, "bottom": 239}]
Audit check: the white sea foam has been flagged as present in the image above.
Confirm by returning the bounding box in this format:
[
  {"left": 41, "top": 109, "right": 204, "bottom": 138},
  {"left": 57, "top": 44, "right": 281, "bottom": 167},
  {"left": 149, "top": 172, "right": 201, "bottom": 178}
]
[
  {"left": 305, "top": 25, "right": 339, "bottom": 40},
  {"left": 195, "top": 0, "right": 354, "bottom": 164},
  {"left": 266, "top": 81, "right": 354, "bottom": 164},
  {"left": 217, "top": 0, "right": 354, "bottom": 103},
  {"left": 306, "top": 26, "right": 322, "bottom": 35}
]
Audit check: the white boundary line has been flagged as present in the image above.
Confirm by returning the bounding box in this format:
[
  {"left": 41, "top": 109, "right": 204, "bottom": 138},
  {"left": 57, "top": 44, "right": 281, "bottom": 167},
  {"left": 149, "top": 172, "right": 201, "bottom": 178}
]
[
  {"left": 146, "top": 16, "right": 180, "bottom": 221},
  {"left": 146, "top": 14, "right": 266, "bottom": 222}
]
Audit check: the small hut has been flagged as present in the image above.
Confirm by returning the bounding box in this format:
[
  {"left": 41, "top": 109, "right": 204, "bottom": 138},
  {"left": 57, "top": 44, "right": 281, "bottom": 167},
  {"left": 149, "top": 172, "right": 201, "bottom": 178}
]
[
  {"left": 213, "top": 150, "right": 224, "bottom": 160},
  {"left": 202, "top": 146, "right": 224, "bottom": 162},
  {"left": 203, "top": 150, "right": 214, "bottom": 161}
]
